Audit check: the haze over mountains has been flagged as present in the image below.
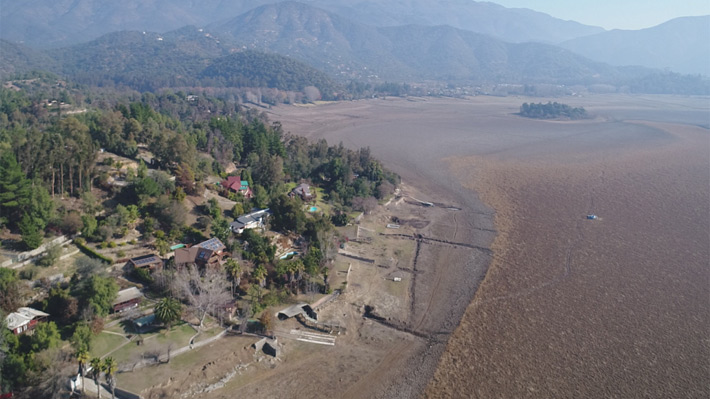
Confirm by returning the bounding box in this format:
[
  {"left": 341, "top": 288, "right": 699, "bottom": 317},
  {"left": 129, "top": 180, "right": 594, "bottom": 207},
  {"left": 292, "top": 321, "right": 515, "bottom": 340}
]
[
  {"left": 561, "top": 16, "right": 710, "bottom": 76},
  {"left": 0, "top": 0, "right": 603, "bottom": 47},
  {"left": 0, "top": 0, "right": 707, "bottom": 94}
]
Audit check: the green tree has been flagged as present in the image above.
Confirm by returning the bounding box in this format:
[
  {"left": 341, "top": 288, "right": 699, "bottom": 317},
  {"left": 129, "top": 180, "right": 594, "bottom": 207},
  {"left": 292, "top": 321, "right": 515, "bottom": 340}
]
[
  {"left": 45, "top": 287, "right": 79, "bottom": 324},
  {"left": 231, "top": 202, "right": 244, "bottom": 218},
  {"left": 154, "top": 238, "right": 169, "bottom": 257},
  {"left": 154, "top": 297, "right": 181, "bottom": 329},
  {"left": 70, "top": 322, "right": 93, "bottom": 354},
  {"left": 0, "top": 267, "right": 23, "bottom": 312},
  {"left": 81, "top": 276, "right": 119, "bottom": 317},
  {"left": 19, "top": 212, "right": 43, "bottom": 250},
  {"left": 269, "top": 195, "right": 306, "bottom": 234},
  {"left": 81, "top": 214, "right": 98, "bottom": 240},
  {"left": 0, "top": 150, "right": 31, "bottom": 228},
  {"left": 212, "top": 217, "right": 230, "bottom": 244},
  {"left": 252, "top": 185, "right": 269, "bottom": 209},
  {"left": 26, "top": 184, "right": 54, "bottom": 232},
  {"left": 30, "top": 321, "right": 61, "bottom": 352}
]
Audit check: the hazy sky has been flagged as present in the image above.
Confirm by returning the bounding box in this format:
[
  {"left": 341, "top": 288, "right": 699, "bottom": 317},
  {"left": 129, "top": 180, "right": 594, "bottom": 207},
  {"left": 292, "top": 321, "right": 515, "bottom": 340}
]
[{"left": 491, "top": 0, "right": 710, "bottom": 30}]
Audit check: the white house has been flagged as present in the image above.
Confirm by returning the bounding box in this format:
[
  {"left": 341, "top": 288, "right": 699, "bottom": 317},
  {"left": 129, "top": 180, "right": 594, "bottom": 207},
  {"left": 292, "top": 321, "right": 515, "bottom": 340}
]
[{"left": 230, "top": 208, "right": 270, "bottom": 234}]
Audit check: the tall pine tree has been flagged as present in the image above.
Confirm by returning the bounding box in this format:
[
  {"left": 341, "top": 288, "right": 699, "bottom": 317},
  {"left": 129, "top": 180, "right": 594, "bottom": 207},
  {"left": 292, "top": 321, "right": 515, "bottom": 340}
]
[{"left": 0, "top": 151, "right": 31, "bottom": 228}]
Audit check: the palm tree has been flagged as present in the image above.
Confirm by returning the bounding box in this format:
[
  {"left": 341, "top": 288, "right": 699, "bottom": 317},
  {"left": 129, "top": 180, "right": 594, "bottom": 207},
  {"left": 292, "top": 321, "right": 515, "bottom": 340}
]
[
  {"left": 253, "top": 264, "right": 267, "bottom": 288},
  {"left": 154, "top": 297, "right": 182, "bottom": 329},
  {"left": 89, "top": 357, "right": 104, "bottom": 399},
  {"left": 103, "top": 357, "right": 117, "bottom": 399},
  {"left": 76, "top": 349, "right": 90, "bottom": 395},
  {"left": 291, "top": 260, "right": 305, "bottom": 288},
  {"left": 224, "top": 258, "right": 242, "bottom": 296}
]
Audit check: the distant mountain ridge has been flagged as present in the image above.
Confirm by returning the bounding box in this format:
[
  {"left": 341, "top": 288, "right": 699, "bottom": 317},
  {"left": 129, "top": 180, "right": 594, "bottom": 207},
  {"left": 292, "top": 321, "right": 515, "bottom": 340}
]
[
  {"left": 212, "top": 2, "right": 621, "bottom": 84},
  {"left": 560, "top": 16, "right": 710, "bottom": 76},
  {"left": 0, "top": 0, "right": 603, "bottom": 48},
  {"left": 1, "top": 2, "right": 707, "bottom": 95}
]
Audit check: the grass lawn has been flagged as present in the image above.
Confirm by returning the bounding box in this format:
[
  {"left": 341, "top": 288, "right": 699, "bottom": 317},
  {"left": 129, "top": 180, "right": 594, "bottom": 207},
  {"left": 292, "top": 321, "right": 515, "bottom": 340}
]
[
  {"left": 110, "top": 322, "right": 196, "bottom": 365},
  {"left": 313, "top": 187, "right": 333, "bottom": 215},
  {"left": 193, "top": 325, "right": 223, "bottom": 343},
  {"left": 153, "top": 323, "right": 196, "bottom": 346},
  {"left": 91, "top": 332, "right": 128, "bottom": 358}
]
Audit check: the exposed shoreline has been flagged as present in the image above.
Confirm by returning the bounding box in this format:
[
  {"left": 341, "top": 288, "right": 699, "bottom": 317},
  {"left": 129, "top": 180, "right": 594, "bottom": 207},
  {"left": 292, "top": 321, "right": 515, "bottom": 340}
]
[
  {"left": 426, "top": 120, "right": 709, "bottom": 398},
  {"left": 267, "top": 95, "right": 709, "bottom": 398}
]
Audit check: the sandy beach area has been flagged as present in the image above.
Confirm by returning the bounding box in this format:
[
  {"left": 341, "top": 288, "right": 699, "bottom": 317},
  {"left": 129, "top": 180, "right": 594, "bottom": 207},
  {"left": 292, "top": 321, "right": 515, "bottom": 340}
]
[{"left": 263, "top": 95, "right": 709, "bottom": 398}]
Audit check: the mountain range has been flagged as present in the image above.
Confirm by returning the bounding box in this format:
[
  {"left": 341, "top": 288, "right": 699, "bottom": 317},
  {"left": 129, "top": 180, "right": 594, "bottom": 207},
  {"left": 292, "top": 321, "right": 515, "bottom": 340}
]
[
  {"left": 0, "top": 1, "right": 707, "bottom": 94},
  {"left": 0, "top": 0, "right": 603, "bottom": 48}
]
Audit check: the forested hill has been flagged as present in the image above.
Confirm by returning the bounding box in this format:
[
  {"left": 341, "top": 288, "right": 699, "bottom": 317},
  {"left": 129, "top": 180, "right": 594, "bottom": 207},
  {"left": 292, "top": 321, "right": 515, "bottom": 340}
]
[
  {"left": 40, "top": 27, "right": 341, "bottom": 97},
  {"left": 0, "top": 40, "right": 57, "bottom": 77},
  {"left": 200, "top": 51, "right": 341, "bottom": 98}
]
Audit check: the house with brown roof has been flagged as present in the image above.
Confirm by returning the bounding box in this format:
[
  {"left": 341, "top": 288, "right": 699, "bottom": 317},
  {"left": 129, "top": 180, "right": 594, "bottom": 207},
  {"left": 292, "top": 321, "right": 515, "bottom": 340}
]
[
  {"left": 174, "top": 237, "right": 227, "bottom": 268},
  {"left": 5, "top": 307, "right": 49, "bottom": 335},
  {"left": 222, "top": 176, "right": 253, "bottom": 198},
  {"left": 126, "top": 254, "right": 163, "bottom": 272},
  {"left": 289, "top": 183, "right": 314, "bottom": 201},
  {"left": 112, "top": 287, "right": 143, "bottom": 313}
]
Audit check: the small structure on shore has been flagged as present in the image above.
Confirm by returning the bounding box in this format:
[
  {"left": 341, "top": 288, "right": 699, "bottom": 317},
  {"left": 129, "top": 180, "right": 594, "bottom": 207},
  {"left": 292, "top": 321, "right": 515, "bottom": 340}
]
[
  {"left": 253, "top": 337, "right": 281, "bottom": 357},
  {"left": 277, "top": 303, "right": 317, "bottom": 321}
]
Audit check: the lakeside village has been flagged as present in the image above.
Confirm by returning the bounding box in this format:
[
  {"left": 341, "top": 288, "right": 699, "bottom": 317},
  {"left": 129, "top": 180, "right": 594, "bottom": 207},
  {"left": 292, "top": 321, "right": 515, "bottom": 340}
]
[
  {"left": 2, "top": 152, "right": 399, "bottom": 397},
  {"left": 0, "top": 88, "right": 404, "bottom": 398}
]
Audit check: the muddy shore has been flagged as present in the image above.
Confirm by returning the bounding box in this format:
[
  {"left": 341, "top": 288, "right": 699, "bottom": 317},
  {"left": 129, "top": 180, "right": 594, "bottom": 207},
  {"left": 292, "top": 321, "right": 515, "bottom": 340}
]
[{"left": 267, "top": 95, "right": 709, "bottom": 398}]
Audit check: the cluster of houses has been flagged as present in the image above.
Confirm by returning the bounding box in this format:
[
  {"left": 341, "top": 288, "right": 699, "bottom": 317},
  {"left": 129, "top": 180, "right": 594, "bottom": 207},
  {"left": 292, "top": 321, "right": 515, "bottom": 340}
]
[
  {"left": 4, "top": 179, "right": 317, "bottom": 336},
  {"left": 221, "top": 177, "right": 314, "bottom": 203}
]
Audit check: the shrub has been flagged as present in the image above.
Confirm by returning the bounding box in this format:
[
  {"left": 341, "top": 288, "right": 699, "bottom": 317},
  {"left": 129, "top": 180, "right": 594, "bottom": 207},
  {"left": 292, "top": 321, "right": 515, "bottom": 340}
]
[{"left": 131, "top": 267, "right": 153, "bottom": 285}]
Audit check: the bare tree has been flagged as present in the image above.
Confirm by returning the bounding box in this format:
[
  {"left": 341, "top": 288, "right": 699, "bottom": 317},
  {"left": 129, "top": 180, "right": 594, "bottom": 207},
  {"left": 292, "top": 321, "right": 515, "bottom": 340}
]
[
  {"left": 171, "top": 264, "right": 231, "bottom": 329},
  {"left": 353, "top": 196, "right": 378, "bottom": 214},
  {"left": 25, "top": 348, "right": 76, "bottom": 399}
]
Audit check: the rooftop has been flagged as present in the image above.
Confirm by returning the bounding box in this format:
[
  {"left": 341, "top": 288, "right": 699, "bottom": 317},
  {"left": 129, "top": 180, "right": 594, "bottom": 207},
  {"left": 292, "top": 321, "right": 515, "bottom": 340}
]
[
  {"left": 113, "top": 287, "right": 143, "bottom": 305},
  {"left": 4, "top": 307, "right": 49, "bottom": 331}
]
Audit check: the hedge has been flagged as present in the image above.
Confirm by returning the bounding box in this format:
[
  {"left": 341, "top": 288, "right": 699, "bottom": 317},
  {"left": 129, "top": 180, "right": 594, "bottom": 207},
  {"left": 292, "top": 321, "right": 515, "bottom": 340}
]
[{"left": 74, "top": 240, "right": 113, "bottom": 264}]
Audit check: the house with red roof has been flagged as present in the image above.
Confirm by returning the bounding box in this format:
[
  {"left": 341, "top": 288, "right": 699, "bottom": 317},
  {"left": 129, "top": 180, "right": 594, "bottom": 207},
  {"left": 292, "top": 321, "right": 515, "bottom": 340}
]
[
  {"left": 222, "top": 176, "right": 253, "bottom": 198},
  {"left": 174, "top": 237, "right": 228, "bottom": 269}
]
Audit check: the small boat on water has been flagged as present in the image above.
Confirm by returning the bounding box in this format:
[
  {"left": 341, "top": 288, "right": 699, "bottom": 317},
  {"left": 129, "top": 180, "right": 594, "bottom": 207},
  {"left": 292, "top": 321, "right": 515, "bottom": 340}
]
[{"left": 586, "top": 214, "right": 598, "bottom": 220}]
